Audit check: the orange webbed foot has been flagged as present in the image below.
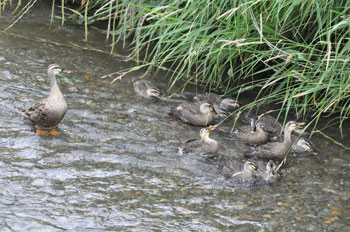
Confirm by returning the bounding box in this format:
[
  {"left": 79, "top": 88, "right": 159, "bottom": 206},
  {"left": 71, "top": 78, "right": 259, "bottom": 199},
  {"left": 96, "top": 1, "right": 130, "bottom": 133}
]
[
  {"left": 35, "top": 126, "right": 49, "bottom": 136},
  {"left": 49, "top": 126, "right": 60, "bottom": 135}
]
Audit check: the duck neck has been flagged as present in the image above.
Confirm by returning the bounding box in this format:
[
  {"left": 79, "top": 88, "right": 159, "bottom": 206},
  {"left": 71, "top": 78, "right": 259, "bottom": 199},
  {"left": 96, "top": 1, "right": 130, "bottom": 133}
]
[
  {"left": 49, "top": 72, "right": 57, "bottom": 87},
  {"left": 203, "top": 135, "right": 218, "bottom": 148},
  {"left": 283, "top": 129, "right": 292, "bottom": 146},
  {"left": 48, "top": 73, "right": 64, "bottom": 99}
]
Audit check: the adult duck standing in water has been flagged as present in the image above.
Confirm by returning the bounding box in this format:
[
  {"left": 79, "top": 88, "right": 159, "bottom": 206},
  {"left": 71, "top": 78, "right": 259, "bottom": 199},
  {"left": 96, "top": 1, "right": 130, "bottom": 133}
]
[{"left": 24, "top": 64, "right": 71, "bottom": 135}]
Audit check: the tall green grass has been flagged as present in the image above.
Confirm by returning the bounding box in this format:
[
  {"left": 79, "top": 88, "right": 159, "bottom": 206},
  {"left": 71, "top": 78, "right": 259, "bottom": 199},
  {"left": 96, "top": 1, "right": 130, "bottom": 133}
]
[
  {"left": 80, "top": 0, "right": 350, "bottom": 135},
  {"left": 2, "top": 0, "right": 350, "bottom": 138}
]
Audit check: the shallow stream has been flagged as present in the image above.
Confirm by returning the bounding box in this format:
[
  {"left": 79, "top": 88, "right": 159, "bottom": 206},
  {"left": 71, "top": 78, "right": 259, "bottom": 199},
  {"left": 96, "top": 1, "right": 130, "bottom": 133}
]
[{"left": 0, "top": 1, "right": 350, "bottom": 231}]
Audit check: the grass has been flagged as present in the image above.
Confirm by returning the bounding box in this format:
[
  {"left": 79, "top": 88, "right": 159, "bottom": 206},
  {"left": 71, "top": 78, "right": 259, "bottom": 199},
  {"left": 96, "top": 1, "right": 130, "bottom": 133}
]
[{"left": 1, "top": 0, "right": 350, "bottom": 141}]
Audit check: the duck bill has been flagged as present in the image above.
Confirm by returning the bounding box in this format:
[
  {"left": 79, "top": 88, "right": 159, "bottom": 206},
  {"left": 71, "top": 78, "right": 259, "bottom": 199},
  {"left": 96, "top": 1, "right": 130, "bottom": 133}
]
[
  {"left": 297, "top": 122, "right": 305, "bottom": 128},
  {"left": 61, "top": 69, "right": 72, "bottom": 74}
]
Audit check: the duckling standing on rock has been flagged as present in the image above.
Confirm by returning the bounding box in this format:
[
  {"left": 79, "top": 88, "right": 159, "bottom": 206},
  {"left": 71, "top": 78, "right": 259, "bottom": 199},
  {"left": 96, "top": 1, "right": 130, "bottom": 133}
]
[
  {"left": 24, "top": 64, "right": 71, "bottom": 135},
  {"left": 181, "top": 125, "right": 218, "bottom": 155},
  {"left": 245, "top": 121, "right": 305, "bottom": 161},
  {"left": 171, "top": 102, "right": 216, "bottom": 126},
  {"left": 218, "top": 118, "right": 268, "bottom": 145},
  {"left": 131, "top": 77, "right": 160, "bottom": 99}
]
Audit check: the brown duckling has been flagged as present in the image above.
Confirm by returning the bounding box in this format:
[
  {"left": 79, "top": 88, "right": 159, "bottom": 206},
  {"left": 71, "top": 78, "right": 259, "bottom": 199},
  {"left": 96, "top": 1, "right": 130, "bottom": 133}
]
[
  {"left": 24, "top": 64, "right": 70, "bottom": 135},
  {"left": 171, "top": 102, "right": 215, "bottom": 126},
  {"left": 181, "top": 125, "right": 218, "bottom": 155},
  {"left": 218, "top": 118, "right": 268, "bottom": 145},
  {"left": 291, "top": 136, "right": 318, "bottom": 155},
  {"left": 245, "top": 121, "right": 305, "bottom": 161},
  {"left": 255, "top": 160, "right": 277, "bottom": 182},
  {"left": 244, "top": 113, "right": 283, "bottom": 135},
  {"left": 222, "top": 161, "right": 259, "bottom": 183},
  {"left": 131, "top": 77, "right": 160, "bottom": 99},
  {"left": 181, "top": 92, "right": 239, "bottom": 116}
]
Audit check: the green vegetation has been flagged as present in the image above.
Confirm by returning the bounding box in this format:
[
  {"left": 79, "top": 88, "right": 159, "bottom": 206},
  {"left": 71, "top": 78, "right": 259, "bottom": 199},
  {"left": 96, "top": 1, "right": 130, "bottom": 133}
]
[{"left": 2, "top": 0, "right": 350, "bottom": 138}]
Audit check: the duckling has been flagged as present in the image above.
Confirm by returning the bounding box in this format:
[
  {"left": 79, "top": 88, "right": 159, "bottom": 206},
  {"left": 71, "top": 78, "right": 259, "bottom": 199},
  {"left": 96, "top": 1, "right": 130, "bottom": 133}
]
[
  {"left": 222, "top": 161, "right": 259, "bottom": 183},
  {"left": 291, "top": 137, "right": 318, "bottom": 155},
  {"left": 181, "top": 125, "right": 218, "bottom": 155},
  {"left": 171, "top": 102, "right": 215, "bottom": 126},
  {"left": 131, "top": 77, "right": 160, "bottom": 99},
  {"left": 218, "top": 118, "right": 268, "bottom": 145},
  {"left": 24, "top": 64, "right": 70, "bottom": 135},
  {"left": 245, "top": 121, "right": 304, "bottom": 161},
  {"left": 244, "top": 113, "right": 282, "bottom": 135},
  {"left": 255, "top": 160, "right": 277, "bottom": 182},
  {"left": 181, "top": 92, "right": 239, "bottom": 116}
]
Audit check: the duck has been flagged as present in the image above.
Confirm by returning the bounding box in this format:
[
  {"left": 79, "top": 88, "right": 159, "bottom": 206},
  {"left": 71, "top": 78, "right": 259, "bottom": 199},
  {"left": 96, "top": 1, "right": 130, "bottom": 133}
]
[
  {"left": 131, "top": 77, "right": 160, "bottom": 99},
  {"left": 244, "top": 113, "right": 282, "bottom": 136},
  {"left": 218, "top": 118, "right": 268, "bottom": 145},
  {"left": 222, "top": 161, "right": 259, "bottom": 183},
  {"left": 181, "top": 92, "right": 239, "bottom": 116},
  {"left": 171, "top": 101, "right": 216, "bottom": 126},
  {"left": 291, "top": 136, "right": 318, "bottom": 155},
  {"left": 181, "top": 125, "right": 218, "bottom": 155},
  {"left": 255, "top": 160, "right": 277, "bottom": 182},
  {"left": 24, "top": 64, "right": 70, "bottom": 135},
  {"left": 245, "top": 121, "right": 305, "bottom": 161}
]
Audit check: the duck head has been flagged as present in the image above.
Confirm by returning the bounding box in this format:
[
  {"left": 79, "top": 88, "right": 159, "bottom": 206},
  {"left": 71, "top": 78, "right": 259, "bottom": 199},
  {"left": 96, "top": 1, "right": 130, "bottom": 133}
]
[
  {"left": 199, "top": 103, "right": 214, "bottom": 114},
  {"left": 146, "top": 88, "right": 161, "bottom": 99}
]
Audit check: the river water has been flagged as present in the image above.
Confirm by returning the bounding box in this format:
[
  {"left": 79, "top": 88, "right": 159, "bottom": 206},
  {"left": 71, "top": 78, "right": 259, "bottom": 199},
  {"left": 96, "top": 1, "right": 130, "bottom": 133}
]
[{"left": 0, "top": 1, "right": 350, "bottom": 231}]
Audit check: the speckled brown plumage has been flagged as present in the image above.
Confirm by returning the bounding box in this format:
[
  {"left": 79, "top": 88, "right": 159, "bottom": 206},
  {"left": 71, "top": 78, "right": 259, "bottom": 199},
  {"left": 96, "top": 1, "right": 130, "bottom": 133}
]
[
  {"left": 132, "top": 77, "right": 160, "bottom": 99},
  {"left": 24, "top": 64, "right": 69, "bottom": 134},
  {"left": 171, "top": 102, "right": 215, "bottom": 126}
]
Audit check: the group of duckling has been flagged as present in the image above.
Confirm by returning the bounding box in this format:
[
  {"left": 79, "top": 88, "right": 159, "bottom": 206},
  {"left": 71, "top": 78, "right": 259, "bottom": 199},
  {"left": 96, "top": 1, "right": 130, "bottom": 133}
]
[
  {"left": 24, "top": 64, "right": 317, "bottom": 185},
  {"left": 131, "top": 76, "right": 317, "bottom": 185}
]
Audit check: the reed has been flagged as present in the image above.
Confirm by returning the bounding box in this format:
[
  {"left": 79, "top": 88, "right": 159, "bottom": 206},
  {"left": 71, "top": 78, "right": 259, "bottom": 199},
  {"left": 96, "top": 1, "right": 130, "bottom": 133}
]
[{"left": 92, "top": 0, "right": 350, "bottom": 135}]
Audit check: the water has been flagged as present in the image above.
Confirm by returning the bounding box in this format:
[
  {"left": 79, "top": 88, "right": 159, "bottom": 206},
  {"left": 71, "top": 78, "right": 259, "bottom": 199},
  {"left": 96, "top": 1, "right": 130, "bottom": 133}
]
[{"left": 1, "top": 1, "right": 350, "bottom": 231}]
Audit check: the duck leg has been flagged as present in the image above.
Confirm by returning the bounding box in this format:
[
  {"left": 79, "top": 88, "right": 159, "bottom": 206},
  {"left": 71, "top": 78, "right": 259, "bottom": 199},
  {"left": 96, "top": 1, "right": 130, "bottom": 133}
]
[
  {"left": 49, "top": 126, "right": 60, "bottom": 135},
  {"left": 35, "top": 126, "right": 49, "bottom": 136}
]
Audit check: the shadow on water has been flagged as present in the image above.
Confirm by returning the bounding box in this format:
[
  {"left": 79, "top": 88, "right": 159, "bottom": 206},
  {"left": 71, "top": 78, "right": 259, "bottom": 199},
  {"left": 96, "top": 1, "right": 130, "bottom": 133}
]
[{"left": 0, "top": 1, "right": 350, "bottom": 231}]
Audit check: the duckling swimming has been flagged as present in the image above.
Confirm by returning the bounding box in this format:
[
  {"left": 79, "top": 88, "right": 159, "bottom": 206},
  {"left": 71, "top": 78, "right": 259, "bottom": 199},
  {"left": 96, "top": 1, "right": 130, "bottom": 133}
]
[
  {"left": 181, "top": 92, "right": 239, "bottom": 116},
  {"left": 244, "top": 113, "right": 282, "bottom": 135},
  {"left": 171, "top": 102, "right": 215, "bottom": 126},
  {"left": 218, "top": 118, "right": 268, "bottom": 145},
  {"left": 255, "top": 160, "right": 277, "bottom": 182},
  {"left": 291, "top": 136, "right": 318, "bottom": 155},
  {"left": 245, "top": 121, "right": 304, "bottom": 161},
  {"left": 222, "top": 161, "right": 259, "bottom": 184},
  {"left": 181, "top": 125, "right": 218, "bottom": 155},
  {"left": 131, "top": 77, "right": 160, "bottom": 99}
]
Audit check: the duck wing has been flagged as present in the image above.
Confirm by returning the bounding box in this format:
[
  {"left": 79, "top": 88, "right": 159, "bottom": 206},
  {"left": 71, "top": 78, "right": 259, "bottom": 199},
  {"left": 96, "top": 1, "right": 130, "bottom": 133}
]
[
  {"left": 245, "top": 142, "right": 282, "bottom": 160},
  {"left": 24, "top": 99, "right": 50, "bottom": 124},
  {"left": 171, "top": 102, "right": 200, "bottom": 122},
  {"left": 181, "top": 138, "right": 202, "bottom": 154}
]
